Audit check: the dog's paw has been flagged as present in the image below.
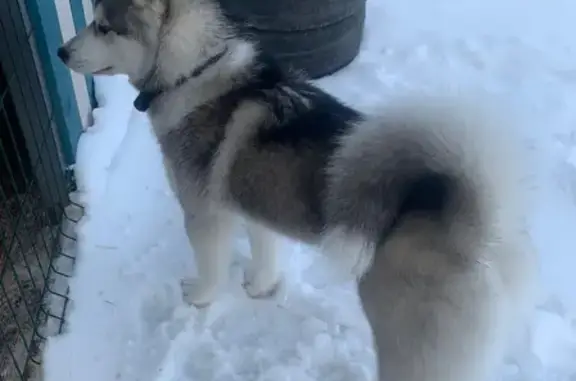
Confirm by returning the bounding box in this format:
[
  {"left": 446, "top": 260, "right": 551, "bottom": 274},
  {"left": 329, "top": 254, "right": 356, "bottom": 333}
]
[
  {"left": 242, "top": 269, "right": 283, "bottom": 300},
  {"left": 180, "top": 278, "right": 218, "bottom": 308}
]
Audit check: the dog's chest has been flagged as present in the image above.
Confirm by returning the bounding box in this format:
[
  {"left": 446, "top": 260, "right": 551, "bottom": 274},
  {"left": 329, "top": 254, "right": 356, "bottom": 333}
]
[{"left": 156, "top": 105, "right": 231, "bottom": 197}]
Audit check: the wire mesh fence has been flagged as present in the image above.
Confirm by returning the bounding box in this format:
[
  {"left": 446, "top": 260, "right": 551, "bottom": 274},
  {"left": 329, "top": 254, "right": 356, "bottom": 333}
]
[{"left": 0, "top": 1, "right": 80, "bottom": 380}]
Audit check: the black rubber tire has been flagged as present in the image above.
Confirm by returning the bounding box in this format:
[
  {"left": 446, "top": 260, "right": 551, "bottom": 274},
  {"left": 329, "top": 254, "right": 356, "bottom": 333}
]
[{"left": 218, "top": 0, "right": 366, "bottom": 79}]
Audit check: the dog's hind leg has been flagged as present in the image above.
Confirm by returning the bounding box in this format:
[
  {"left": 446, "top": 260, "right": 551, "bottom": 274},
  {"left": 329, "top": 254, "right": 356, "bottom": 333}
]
[
  {"left": 243, "top": 221, "right": 282, "bottom": 299},
  {"left": 181, "top": 207, "right": 239, "bottom": 307}
]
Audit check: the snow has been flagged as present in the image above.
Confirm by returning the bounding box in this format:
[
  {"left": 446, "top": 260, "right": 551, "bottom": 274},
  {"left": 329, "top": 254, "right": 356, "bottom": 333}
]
[{"left": 43, "top": 0, "right": 576, "bottom": 380}]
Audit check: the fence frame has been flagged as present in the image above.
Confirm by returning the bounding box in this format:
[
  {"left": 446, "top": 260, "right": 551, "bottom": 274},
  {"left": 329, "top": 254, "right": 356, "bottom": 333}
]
[
  {"left": 25, "top": 0, "right": 95, "bottom": 167},
  {"left": 0, "top": 0, "right": 94, "bottom": 378}
]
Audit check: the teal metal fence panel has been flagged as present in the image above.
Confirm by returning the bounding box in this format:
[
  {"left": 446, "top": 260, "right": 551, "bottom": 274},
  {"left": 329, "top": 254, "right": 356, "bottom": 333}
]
[{"left": 25, "top": 0, "right": 95, "bottom": 166}]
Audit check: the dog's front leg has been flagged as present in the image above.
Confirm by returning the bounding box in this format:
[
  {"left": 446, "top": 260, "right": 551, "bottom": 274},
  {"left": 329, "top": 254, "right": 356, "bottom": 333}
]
[
  {"left": 243, "top": 221, "right": 283, "bottom": 299},
  {"left": 181, "top": 207, "right": 238, "bottom": 308}
]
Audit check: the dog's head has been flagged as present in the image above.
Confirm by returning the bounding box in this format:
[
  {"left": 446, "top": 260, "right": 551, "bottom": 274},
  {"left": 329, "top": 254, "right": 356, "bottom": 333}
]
[
  {"left": 58, "top": 0, "right": 166, "bottom": 79},
  {"left": 58, "top": 0, "right": 231, "bottom": 88}
]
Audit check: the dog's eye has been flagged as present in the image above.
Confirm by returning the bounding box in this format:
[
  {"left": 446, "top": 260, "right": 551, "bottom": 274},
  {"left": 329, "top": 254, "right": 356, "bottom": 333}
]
[{"left": 96, "top": 23, "right": 112, "bottom": 35}]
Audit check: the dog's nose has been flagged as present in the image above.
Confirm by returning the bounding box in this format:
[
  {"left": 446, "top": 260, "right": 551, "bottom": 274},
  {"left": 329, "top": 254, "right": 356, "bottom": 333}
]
[{"left": 57, "top": 47, "right": 70, "bottom": 63}]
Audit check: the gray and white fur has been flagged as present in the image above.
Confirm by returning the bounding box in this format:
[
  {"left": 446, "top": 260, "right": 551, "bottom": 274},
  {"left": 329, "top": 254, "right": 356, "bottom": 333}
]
[{"left": 58, "top": 0, "right": 537, "bottom": 380}]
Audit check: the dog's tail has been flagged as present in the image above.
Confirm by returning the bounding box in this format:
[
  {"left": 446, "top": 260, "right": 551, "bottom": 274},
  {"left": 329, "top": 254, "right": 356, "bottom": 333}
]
[
  {"left": 322, "top": 95, "right": 536, "bottom": 381},
  {"left": 326, "top": 95, "right": 535, "bottom": 381},
  {"left": 322, "top": 94, "right": 531, "bottom": 277}
]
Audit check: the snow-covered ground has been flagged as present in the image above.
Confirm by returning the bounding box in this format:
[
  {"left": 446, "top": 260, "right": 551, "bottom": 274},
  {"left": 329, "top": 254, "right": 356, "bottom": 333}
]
[{"left": 43, "top": 0, "right": 576, "bottom": 380}]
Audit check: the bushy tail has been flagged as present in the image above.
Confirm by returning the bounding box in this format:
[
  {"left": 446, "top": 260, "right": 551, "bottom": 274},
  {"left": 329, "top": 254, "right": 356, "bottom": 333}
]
[
  {"left": 322, "top": 94, "right": 531, "bottom": 275},
  {"left": 322, "top": 95, "right": 537, "bottom": 381}
]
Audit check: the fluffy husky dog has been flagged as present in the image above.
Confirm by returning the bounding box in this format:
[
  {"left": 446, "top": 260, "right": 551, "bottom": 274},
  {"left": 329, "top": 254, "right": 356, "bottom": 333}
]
[{"left": 59, "top": 0, "right": 536, "bottom": 379}]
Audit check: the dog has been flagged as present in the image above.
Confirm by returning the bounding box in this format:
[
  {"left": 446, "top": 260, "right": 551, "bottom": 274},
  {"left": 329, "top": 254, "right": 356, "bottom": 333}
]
[{"left": 58, "top": 0, "right": 537, "bottom": 380}]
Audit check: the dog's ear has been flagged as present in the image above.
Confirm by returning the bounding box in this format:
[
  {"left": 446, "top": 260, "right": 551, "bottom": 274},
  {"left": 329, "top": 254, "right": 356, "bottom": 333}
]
[
  {"left": 132, "top": 0, "right": 162, "bottom": 5},
  {"left": 165, "top": 0, "right": 196, "bottom": 18},
  {"left": 132, "top": 0, "right": 192, "bottom": 23},
  {"left": 132, "top": 0, "right": 165, "bottom": 14}
]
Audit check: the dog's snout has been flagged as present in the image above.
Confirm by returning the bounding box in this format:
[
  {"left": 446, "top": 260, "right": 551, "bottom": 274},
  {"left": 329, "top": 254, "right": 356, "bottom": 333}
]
[{"left": 57, "top": 47, "right": 70, "bottom": 63}]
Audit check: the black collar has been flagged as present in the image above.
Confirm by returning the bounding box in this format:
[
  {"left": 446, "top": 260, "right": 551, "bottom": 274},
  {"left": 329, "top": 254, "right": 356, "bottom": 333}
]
[{"left": 133, "top": 47, "right": 229, "bottom": 112}]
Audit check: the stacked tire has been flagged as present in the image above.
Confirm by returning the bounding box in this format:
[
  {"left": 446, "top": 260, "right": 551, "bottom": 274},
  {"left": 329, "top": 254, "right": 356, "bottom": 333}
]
[{"left": 219, "top": 0, "right": 366, "bottom": 79}]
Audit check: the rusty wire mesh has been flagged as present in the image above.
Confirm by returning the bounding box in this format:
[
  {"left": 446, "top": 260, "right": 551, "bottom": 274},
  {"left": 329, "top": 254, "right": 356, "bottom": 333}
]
[{"left": 0, "top": 1, "right": 80, "bottom": 380}]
